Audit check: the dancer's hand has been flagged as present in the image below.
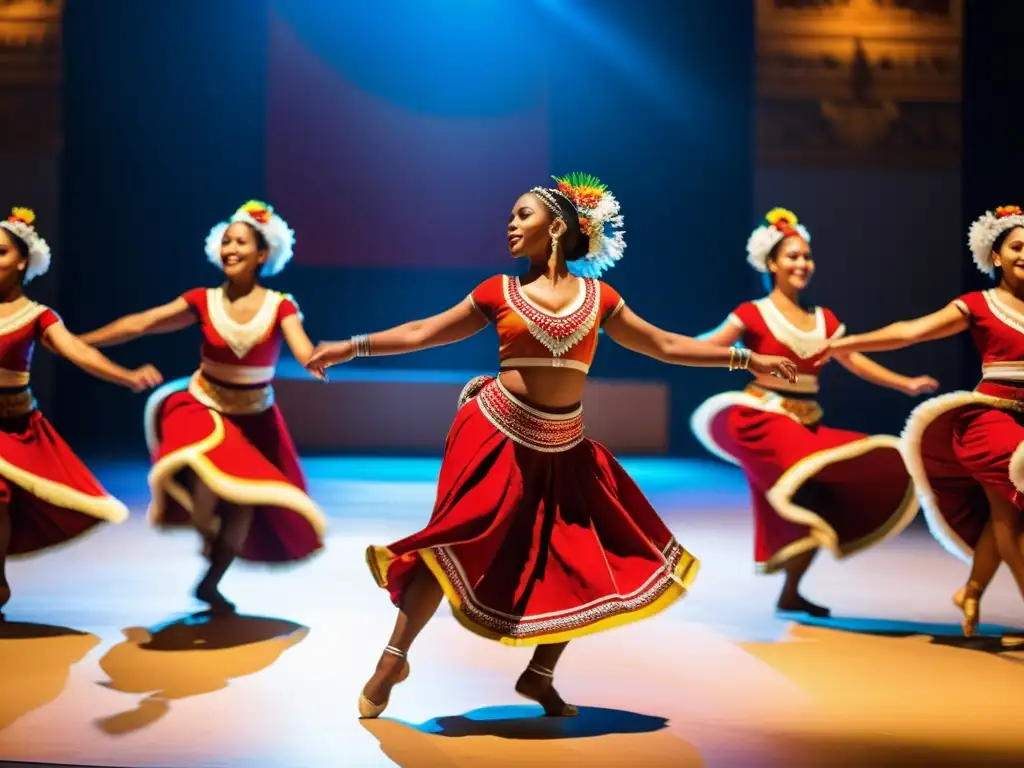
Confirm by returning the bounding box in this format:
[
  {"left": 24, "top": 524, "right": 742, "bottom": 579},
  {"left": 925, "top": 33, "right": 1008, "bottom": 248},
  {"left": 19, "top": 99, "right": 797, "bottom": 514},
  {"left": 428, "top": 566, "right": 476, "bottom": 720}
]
[
  {"left": 749, "top": 353, "right": 799, "bottom": 383},
  {"left": 901, "top": 375, "right": 939, "bottom": 397},
  {"left": 305, "top": 340, "right": 354, "bottom": 380},
  {"left": 127, "top": 364, "right": 163, "bottom": 393},
  {"left": 813, "top": 341, "right": 837, "bottom": 367}
]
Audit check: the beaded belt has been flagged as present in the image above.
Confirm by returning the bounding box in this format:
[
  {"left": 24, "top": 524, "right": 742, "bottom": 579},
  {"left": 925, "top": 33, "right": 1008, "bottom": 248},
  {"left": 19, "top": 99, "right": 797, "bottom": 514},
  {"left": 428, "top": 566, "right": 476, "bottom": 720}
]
[
  {"left": 0, "top": 387, "right": 37, "bottom": 419},
  {"left": 472, "top": 378, "right": 584, "bottom": 453},
  {"left": 746, "top": 383, "right": 823, "bottom": 426},
  {"left": 188, "top": 371, "right": 274, "bottom": 415},
  {"left": 973, "top": 381, "right": 1024, "bottom": 412}
]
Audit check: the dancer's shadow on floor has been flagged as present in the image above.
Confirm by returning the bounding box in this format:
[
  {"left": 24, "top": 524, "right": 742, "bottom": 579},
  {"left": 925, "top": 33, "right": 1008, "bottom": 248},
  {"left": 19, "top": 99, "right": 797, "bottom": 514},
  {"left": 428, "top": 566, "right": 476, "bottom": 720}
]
[
  {"left": 0, "top": 621, "right": 101, "bottom": 733},
  {"left": 397, "top": 705, "right": 667, "bottom": 739},
  {"left": 795, "top": 615, "right": 1024, "bottom": 657},
  {"left": 362, "top": 706, "right": 701, "bottom": 767},
  {"left": 94, "top": 611, "right": 308, "bottom": 736}
]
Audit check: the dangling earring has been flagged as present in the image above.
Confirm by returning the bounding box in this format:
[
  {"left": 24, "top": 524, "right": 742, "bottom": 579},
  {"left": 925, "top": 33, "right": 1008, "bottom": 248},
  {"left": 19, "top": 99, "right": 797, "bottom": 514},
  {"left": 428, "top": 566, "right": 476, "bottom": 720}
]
[{"left": 551, "top": 235, "right": 561, "bottom": 260}]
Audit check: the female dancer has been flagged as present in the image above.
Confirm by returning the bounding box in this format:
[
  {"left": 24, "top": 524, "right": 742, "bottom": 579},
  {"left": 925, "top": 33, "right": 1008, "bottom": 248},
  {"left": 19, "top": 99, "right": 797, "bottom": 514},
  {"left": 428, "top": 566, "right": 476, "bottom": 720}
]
[
  {"left": 0, "top": 207, "right": 163, "bottom": 616},
  {"left": 826, "top": 205, "right": 1024, "bottom": 636},
  {"left": 78, "top": 200, "right": 327, "bottom": 613},
  {"left": 689, "top": 208, "right": 935, "bottom": 617},
  {"left": 306, "top": 173, "right": 799, "bottom": 719}
]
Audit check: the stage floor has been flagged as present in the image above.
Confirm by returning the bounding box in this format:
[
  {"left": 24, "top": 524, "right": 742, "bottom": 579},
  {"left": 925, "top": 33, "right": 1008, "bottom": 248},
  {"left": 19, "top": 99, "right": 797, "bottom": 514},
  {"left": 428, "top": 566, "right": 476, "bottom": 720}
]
[{"left": 2, "top": 457, "right": 1024, "bottom": 767}]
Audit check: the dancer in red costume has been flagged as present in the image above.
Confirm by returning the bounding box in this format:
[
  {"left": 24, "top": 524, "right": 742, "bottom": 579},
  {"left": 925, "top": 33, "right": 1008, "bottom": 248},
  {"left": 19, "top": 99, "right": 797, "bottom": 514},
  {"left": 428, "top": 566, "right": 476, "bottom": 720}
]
[
  {"left": 0, "top": 207, "right": 163, "bottom": 618},
  {"left": 307, "top": 174, "right": 799, "bottom": 719},
  {"left": 690, "top": 208, "right": 935, "bottom": 617},
  {"left": 827, "top": 205, "right": 1024, "bottom": 636},
  {"left": 79, "top": 201, "right": 326, "bottom": 613}
]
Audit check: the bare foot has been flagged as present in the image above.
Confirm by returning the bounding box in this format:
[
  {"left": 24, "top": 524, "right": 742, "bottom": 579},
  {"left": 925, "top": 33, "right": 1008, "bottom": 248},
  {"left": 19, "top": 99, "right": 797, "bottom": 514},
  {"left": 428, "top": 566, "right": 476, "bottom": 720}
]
[
  {"left": 359, "top": 650, "right": 410, "bottom": 718},
  {"left": 776, "top": 593, "right": 830, "bottom": 618},
  {"left": 515, "top": 667, "right": 578, "bottom": 717}
]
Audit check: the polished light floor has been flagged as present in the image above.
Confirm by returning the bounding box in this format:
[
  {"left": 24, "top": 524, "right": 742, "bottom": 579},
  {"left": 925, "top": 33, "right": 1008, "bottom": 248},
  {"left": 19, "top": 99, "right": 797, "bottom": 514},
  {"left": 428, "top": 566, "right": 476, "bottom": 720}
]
[{"left": 1, "top": 457, "right": 1023, "bottom": 767}]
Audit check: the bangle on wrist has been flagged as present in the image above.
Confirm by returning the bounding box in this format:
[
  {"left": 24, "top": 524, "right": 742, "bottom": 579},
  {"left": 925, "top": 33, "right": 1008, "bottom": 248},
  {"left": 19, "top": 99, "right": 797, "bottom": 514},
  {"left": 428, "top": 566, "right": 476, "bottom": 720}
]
[
  {"left": 729, "top": 347, "right": 751, "bottom": 371},
  {"left": 351, "top": 334, "right": 372, "bottom": 357}
]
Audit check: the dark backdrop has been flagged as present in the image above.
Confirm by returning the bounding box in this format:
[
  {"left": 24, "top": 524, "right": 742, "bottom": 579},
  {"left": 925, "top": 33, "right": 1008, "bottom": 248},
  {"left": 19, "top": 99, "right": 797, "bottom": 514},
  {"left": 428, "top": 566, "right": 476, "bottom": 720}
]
[{"left": 59, "top": 0, "right": 756, "bottom": 456}]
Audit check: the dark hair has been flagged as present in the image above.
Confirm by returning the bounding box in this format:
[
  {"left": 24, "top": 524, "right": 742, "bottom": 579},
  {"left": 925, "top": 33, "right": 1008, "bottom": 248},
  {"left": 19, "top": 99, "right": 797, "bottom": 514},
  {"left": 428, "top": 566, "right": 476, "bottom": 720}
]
[
  {"left": 992, "top": 226, "right": 1021, "bottom": 255},
  {"left": 0, "top": 227, "right": 29, "bottom": 261},
  {"left": 760, "top": 236, "right": 792, "bottom": 292},
  {"left": 544, "top": 191, "right": 590, "bottom": 261},
  {"left": 990, "top": 226, "right": 1024, "bottom": 281}
]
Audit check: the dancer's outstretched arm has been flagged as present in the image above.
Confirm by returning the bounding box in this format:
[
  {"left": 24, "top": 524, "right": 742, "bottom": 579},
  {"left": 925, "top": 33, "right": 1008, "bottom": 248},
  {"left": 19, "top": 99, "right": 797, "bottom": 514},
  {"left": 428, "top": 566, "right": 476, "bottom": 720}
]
[
  {"left": 279, "top": 313, "right": 317, "bottom": 370},
  {"left": 304, "top": 298, "right": 488, "bottom": 376},
  {"left": 833, "top": 351, "right": 939, "bottom": 396},
  {"left": 696, "top": 316, "right": 743, "bottom": 347},
  {"left": 78, "top": 298, "right": 196, "bottom": 348},
  {"left": 828, "top": 303, "right": 967, "bottom": 355},
  {"left": 44, "top": 322, "right": 163, "bottom": 392},
  {"left": 603, "top": 306, "right": 798, "bottom": 381}
]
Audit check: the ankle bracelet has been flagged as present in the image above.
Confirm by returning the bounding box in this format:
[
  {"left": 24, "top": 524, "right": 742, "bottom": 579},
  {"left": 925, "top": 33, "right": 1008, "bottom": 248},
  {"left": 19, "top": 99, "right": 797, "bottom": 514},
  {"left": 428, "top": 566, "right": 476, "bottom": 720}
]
[{"left": 527, "top": 663, "right": 554, "bottom": 678}]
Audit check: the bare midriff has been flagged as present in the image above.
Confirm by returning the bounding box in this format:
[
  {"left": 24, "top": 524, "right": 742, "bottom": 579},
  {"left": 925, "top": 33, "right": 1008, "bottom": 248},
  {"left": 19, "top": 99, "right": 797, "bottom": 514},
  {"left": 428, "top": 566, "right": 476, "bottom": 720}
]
[{"left": 498, "top": 366, "right": 587, "bottom": 412}]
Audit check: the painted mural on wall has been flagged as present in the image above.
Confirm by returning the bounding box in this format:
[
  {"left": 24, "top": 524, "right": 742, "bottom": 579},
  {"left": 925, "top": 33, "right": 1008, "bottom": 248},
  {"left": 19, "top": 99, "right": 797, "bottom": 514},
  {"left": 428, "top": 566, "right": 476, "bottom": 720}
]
[
  {"left": 756, "top": 0, "right": 961, "bottom": 168},
  {"left": 0, "top": 0, "right": 62, "bottom": 150}
]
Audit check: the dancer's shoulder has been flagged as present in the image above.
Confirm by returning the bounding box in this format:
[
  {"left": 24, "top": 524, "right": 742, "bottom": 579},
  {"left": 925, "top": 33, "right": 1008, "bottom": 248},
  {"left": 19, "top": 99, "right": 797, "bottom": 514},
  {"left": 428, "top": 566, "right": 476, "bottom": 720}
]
[
  {"left": 274, "top": 291, "right": 303, "bottom": 322},
  {"left": 951, "top": 290, "right": 988, "bottom": 317}
]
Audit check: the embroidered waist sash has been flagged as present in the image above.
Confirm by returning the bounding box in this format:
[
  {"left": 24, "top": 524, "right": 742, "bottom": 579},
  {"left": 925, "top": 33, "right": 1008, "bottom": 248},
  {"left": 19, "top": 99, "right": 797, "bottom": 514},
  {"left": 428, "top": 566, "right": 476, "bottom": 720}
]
[{"left": 466, "top": 378, "right": 584, "bottom": 452}]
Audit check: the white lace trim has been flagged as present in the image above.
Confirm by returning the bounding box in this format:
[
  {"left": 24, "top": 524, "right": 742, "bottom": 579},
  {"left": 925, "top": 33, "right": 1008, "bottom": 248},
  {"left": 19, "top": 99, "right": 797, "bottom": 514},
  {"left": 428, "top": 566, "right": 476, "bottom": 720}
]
[
  {"left": 982, "top": 289, "right": 1024, "bottom": 337},
  {"left": 206, "top": 288, "right": 283, "bottom": 359},
  {"left": 754, "top": 298, "right": 829, "bottom": 360},
  {"left": 0, "top": 301, "right": 47, "bottom": 338}
]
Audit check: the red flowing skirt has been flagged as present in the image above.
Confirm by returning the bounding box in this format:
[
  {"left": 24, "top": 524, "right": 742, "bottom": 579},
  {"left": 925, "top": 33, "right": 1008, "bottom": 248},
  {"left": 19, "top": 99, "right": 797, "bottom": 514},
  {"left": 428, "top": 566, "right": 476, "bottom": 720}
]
[
  {"left": 901, "top": 384, "right": 1024, "bottom": 562},
  {"left": 0, "top": 406, "right": 127, "bottom": 556},
  {"left": 144, "top": 378, "right": 326, "bottom": 563},
  {"left": 691, "top": 387, "right": 918, "bottom": 573},
  {"left": 367, "top": 377, "right": 699, "bottom": 646}
]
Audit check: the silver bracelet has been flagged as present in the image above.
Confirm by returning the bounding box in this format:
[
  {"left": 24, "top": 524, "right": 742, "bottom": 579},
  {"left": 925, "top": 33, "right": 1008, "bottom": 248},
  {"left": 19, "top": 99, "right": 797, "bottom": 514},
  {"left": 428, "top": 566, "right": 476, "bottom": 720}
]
[
  {"left": 351, "top": 334, "right": 372, "bottom": 357},
  {"left": 730, "top": 347, "right": 751, "bottom": 371}
]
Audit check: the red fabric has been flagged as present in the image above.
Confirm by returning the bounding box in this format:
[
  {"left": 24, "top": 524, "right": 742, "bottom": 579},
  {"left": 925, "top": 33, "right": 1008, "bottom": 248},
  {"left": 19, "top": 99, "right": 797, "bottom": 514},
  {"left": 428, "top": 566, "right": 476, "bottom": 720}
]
[
  {"left": 277, "top": 296, "right": 301, "bottom": 320},
  {"left": 469, "top": 275, "right": 623, "bottom": 370},
  {"left": 0, "top": 411, "right": 118, "bottom": 555},
  {"left": 708, "top": 405, "right": 911, "bottom": 570},
  {"left": 730, "top": 300, "right": 840, "bottom": 376},
  {"left": 152, "top": 391, "right": 322, "bottom": 563},
  {"left": 0, "top": 305, "right": 60, "bottom": 372},
  {"left": 916, "top": 390, "right": 1024, "bottom": 553},
  {"left": 956, "top": 290, "right": 1024, "bottom": 366},
  {"left": 179, "top": 287, "right": 299, "bottom": 370},
  {"left": 37, "top": 309, "right": 61, "bottom": 332},
  {"left": 953, "top": 408, "right": 1024, "bottom": 507},
  {"left": 180, "top": 287, "right": 207, "bottom": 312},
  {"left": 373, "top": 395, "right": 691, "bottom": 643}
]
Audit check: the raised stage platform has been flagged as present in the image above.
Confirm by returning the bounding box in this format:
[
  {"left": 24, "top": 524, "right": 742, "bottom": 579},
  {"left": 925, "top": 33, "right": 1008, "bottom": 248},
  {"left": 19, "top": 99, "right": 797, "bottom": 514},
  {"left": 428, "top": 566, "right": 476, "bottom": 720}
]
[
  {"left": 1, "top": 457, "right": 1024, "bottom": 767},
  {"left": 272, "top": 360, "right": 671, "bottom": 453}
]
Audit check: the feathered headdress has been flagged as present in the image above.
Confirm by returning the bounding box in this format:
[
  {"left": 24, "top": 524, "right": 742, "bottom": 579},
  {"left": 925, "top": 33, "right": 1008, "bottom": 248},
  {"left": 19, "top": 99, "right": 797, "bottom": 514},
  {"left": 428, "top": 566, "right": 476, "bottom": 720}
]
[
  {"left": 531, "top": 172, "right": 626, "bottom": 278},
  {"left": 205, "top": 200, "right": 295, "bottom": 277},
  {"left": 746, "top": 207, "right": 811, "bottom": 273},
  {"left": 967, "top": 205, "right": 1024, "bottom": 277},
  {"left": 0, "top": 207, "right": 52, "bottom": 283}
]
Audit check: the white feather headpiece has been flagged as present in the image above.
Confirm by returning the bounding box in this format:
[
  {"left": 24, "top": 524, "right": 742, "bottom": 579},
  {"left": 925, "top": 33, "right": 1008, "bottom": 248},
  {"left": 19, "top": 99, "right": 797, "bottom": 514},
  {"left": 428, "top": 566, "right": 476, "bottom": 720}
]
[
  {"left": 967, "top": 206, "right": 1024, "bottom": 277},
  {"left": 205, "top": 200, "right": 295, "bottom": 277},
  {"left": 746, "top": 207, "right": 810, "bottom": 273},
  {"left": 0, "top": 207, "right": 51, "bottom": 283},
  {"left": 531, "top": 172, "right": 626, "bottom": 278}
]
